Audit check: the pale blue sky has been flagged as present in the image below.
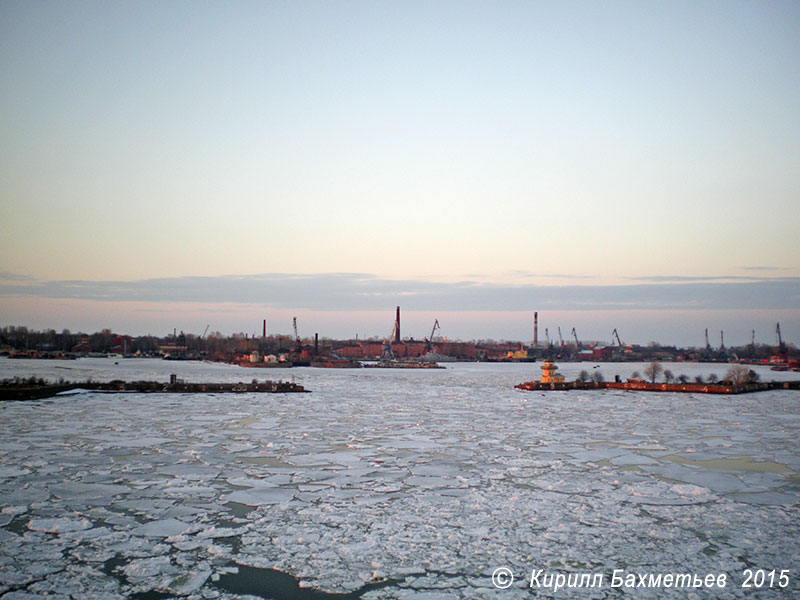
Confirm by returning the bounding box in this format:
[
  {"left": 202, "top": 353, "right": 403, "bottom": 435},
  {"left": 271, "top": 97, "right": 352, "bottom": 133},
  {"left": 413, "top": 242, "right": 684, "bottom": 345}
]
[{"left": 1, "top": 1, "right": 798, "bottom": 343}]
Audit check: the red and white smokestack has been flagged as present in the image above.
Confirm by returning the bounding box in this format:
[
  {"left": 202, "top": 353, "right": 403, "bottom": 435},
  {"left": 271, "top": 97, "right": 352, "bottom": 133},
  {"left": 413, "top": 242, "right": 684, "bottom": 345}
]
[{"left": 534, "top": 312, "right": 538, "bottom": 348}]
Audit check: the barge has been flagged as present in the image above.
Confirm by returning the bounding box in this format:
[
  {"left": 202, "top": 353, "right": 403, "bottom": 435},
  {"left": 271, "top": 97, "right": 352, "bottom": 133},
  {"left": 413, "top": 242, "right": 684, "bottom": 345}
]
[
  {"left": 515, "top": 380, "right": 800, "bottom": 394},
  {"left": 363, "top": 359, "right": 445, "bottom": 369},
  {"left": 516, "top": 360, "right": 800, "bottom": 395}
]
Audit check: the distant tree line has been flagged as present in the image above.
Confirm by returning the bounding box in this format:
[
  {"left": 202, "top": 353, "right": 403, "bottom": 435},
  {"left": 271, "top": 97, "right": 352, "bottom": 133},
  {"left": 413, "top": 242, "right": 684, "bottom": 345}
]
[
  {"left": 0, "top": 325, "right": 323, "bottom": 358},
  {"left": 634, "top": 361, "right": 761, "bottom": 385}
]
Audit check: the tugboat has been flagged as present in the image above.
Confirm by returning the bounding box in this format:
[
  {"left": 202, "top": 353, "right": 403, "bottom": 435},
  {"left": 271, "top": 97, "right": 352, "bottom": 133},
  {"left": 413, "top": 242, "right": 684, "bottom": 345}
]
[
  {"left": 515, "top": 359, "right": 571, "bottom": 390},
  {"left": 539, "top": 360, "right": 565, "bottom": 384}
]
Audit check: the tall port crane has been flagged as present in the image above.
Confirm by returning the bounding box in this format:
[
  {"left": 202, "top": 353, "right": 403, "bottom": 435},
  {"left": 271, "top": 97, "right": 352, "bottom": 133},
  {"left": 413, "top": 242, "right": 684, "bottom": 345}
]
[
  {"left": 777, "top": 322, "right": 785, "bottom": 352},
  {"left": 612, "top": 328, "right": 623, "bottom": 346},
  {"left": 557, "top": 326, "right": 565, "bottom": 349},
  {"left": 430, "top": 319, "right": 440, "bottom": 341},
  {"left": 293, "top": 317, "right": 301, "bottom": 351},
  {"left": 381, "top": 319, "right": 398, "bottom": 360},
  {"left": 201, "top": 325, "right": 209, "bottom": 339},
  {"left": 426, "top": 319, "right": 440, "bottom": 349},
  {"left": 571, "top": 327, "right": 581, "bottom": 349}
]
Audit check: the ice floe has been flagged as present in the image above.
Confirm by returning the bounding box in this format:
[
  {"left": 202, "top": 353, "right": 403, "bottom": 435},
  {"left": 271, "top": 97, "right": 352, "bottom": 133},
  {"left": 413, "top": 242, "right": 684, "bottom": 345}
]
[{"left": 0, "top": 359, "right": 797, "bottom": 598}]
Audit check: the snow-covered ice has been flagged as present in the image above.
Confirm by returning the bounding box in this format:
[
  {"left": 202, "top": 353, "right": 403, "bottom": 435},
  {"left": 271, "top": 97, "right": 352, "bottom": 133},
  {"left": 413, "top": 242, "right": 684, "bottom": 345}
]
[{"left": 0, "top": 358, "right": 798, "bottom": 598}]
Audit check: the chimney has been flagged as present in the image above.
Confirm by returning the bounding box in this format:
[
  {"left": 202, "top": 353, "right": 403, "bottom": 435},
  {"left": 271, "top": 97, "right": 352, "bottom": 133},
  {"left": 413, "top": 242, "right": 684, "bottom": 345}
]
[
  {"left": 395, "top": 306, "right": 401, "bottom": 344},
  {"left": 263, "top": 319, "right": 267, "bottom": 338},
  {"left": 534, "top": 312, "right": 538, "bottom": 348},
  {"left": 314, "top": 333, "right": 319, "bottom": 353}
]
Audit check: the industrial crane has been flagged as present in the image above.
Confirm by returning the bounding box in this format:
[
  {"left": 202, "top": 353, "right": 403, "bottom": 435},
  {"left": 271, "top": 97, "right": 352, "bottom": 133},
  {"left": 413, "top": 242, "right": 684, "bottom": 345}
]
[
  {"left": 571, "top": 327, "right": 580, "bottom": 349},
  {"left": 557, "top": 326, "right": 565, "bottom": 349},
  {"left": 430, "top": 319, "right": 440, "bottom": 341},
  {"left": 426, "top": 319, "right": 440, "bottom": 349},
  {"left": 201, "top": 325, "right": 209, "bottom": 339},
  {"left": 293, "top": 317, "right": 301, "bottom": 351},
  {"left": 381, "top": 320, "right": 398, "bottom": 360},
  {"left": 611, "top": 328, "right": 623, "bottom": 346},
  {"left": 777, "top": 322, "right": 785, "bottom": 352}
]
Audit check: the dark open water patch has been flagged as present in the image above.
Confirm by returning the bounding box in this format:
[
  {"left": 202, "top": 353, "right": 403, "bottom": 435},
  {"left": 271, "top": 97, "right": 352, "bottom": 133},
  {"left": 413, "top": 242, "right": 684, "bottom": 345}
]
[
  {"left": 226, "top": 500, "right": 257, "bottom": 518},
  {"left": 129, "top": 592, "right": 174, "bottom": 600},
  {"left": 101, "top": 553, "right": 400, "bottom": 600},
  {"left": 4, "top": 514, "right": 30, "bottom": 535},
  {"left": 213, "top": 564, "right": 400, "bottom": 599},
  {"left": 101, "top": 556, "right": 173, "bottom": 600}
]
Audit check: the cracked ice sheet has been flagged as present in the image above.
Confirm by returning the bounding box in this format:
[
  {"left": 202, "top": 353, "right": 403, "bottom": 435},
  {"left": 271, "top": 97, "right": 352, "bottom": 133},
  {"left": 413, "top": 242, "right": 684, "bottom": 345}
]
[{"left": 0, "top": 360, "right": 798, "bottom": 598}]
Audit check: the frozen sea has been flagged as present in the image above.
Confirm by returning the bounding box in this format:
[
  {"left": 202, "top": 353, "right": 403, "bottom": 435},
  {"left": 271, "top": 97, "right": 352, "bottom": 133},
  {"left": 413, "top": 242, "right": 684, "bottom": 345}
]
[{"left": 0, "top": 357, "right": 798, "bottom": 599}]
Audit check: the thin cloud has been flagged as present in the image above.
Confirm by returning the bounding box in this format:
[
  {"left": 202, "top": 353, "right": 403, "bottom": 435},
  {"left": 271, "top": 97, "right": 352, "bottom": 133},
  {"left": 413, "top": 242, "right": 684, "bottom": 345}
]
[
  {"left": 738, "top": 266, "right": 791, "bottom": 272},
  {"left": 0, "top": 272, "right": 36, "bottom": 282},
  {"left": 626, "top": 275, "right": 796, "bottom": 283},
  {"left": 503, "top": 270, "right": 594, "bottom": 280},
  {"left": 1, "top": 273, "right": 798, "bottom": 311}
]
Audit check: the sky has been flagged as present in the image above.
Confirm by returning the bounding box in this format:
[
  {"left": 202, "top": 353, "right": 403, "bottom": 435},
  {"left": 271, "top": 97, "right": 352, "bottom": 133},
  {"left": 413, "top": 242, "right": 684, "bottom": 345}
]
[{"left": 1, "top": 0, "right": 799, "bottom": 347}]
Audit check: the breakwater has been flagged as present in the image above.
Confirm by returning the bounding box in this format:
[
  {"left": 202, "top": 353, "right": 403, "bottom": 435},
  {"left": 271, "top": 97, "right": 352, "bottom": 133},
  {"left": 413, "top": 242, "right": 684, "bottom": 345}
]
[{"left": 0, "top": 376, "right": 307, "bottom": 401}]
